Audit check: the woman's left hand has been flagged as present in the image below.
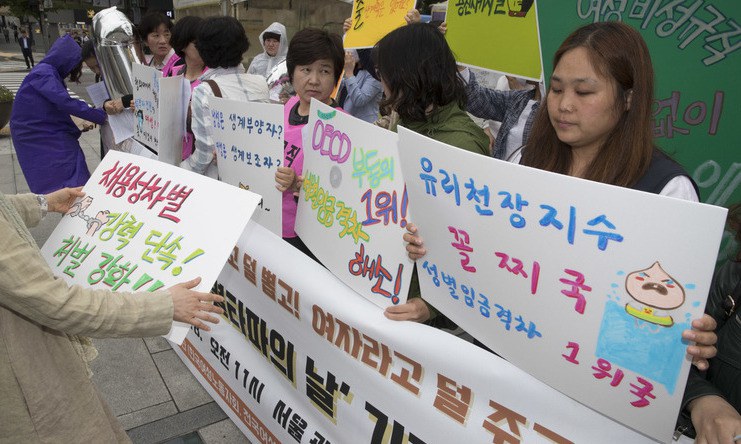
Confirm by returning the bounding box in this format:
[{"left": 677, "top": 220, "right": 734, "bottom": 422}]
[
  {"left": 684, "top": 313, "right": 718, "bottom": 370},
  {"left": 403, "top": 223, "right": 426, "bottom": 260},
  {"left": 384, "top": 298, "right": 431, "bottom": 323},
  {"left": 404, "top": 9, "right": 421, "bottom": 24},
  {"left": 46, "top": 187, "right": 86, "bottom": 214}
]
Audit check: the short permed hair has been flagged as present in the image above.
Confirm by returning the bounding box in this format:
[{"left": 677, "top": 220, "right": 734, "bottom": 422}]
[
  {"left": 170, "top": 16, "right": 204, "bottom": 58},
  {"left": 138, "top": 11, "right": 172, "bottom": 40},
  {"left": 196, "top": 16, "right": 249, "bottom": 68},
  {"left": 286, "top": 28, "right": 343, "bottom": 84}
]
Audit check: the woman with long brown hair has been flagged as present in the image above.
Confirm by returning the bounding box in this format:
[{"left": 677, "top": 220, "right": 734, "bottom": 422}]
[{"left": 520, "top": 21, "right": 697, "bottom": 199}]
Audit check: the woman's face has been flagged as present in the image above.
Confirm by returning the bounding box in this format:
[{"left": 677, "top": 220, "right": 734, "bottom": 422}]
[
  {"left": 183, "top": 41, "right": 203, "bottom": 67},
  {"left": 547, "top": 47, "right": 625, "bottom": 155},
  {"left": 380, "top": 76, "right": 391, "bottom": 100},
  {"left": 146, "top": 23, "right": 172, "bottom": 59},
  {"left": 292, "top": 58, "right": 336, "bottom": 108},
  {"left": 84, "top": 56, "right": 101, "bottom": 76}
]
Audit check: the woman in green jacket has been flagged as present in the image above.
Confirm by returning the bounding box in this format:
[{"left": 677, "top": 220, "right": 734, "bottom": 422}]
[{"left": 373, "top": 22, "right": 489, "bottom": 324}]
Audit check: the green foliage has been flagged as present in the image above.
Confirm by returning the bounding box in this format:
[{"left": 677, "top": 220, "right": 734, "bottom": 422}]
[
  {"left": 0, "top": 0, "right": 41, "bottom": 20},
  {"left": 0, "top": 85, "right": 13, "bottom": 103}
]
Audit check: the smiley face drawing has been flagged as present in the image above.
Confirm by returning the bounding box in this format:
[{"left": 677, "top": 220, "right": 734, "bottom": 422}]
[{"left": 624, "top": 262, "right": 685, "bottom": 327}]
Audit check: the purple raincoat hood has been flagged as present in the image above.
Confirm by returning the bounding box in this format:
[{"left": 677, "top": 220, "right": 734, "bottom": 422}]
[{"left": 40, "top": 35, "right": 82, "bottom": 78}]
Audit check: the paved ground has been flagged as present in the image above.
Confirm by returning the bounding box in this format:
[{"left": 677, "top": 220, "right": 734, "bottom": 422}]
[{"left": 0, "top": 45, "right": 251, "bottom": 444}]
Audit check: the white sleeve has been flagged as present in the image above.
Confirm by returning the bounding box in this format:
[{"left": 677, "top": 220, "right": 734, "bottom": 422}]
[
  {"left": 458, "top": 67, "right": 471, "bottom": 84},
  {"left": 180, "top": 83, "right": 215, "bottom": 175},
  {"left": 659, "top": 176, "right": 699, "bottom": 202}
]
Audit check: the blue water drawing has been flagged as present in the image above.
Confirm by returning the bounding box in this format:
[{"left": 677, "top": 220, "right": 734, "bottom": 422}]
[{"left": 596, "top": 300, "right": 688, "bottom": 395}]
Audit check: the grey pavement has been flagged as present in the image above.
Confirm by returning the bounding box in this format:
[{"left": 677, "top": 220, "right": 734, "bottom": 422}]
[{"left": 0, "top": 56, "right": 251, "bottom": 444}]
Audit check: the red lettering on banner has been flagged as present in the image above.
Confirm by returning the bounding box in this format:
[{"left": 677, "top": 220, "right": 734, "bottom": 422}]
[{"left": 180, "top": 339, "right": 280, "bottom": 444}]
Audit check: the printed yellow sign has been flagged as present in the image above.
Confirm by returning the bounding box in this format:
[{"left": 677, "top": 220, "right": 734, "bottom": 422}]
[
  {"left": 446, "top": 0, "right": 543, "bottom": 80},
  {"left": 344, "top": 0, "right": 416, "bottom": 49}
]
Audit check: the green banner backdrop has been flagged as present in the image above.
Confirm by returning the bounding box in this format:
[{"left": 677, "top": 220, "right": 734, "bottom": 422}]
[{"left": 537, "top": 0, "right": 739, "bottom": 257}]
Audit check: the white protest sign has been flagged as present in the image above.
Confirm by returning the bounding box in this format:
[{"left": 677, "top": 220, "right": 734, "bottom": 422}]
[
  {"left": 396, "top": 127, "right": 727, "bottom": 442},
  {"left": 175, "top": 221, "right": 657, "bottom": 443},
  {"left": 211, "top": 97, "right": 284, "bottom": 236},
  {"left": 295, "top": 99, "right": 413, "bottom": 309},
  {"left": 132, "top": 64, "right": 184, "bottom": 164},
  {"left": 40, "top": 151, "right": 261, "bottom": 344}
]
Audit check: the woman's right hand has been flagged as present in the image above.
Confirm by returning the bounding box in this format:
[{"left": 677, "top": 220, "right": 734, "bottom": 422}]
[
  {"left": 104, "top": 98, "right": 125, "bottom": 115},
  {"left": 275, "top": 166, "right": 297, "bottom": 193},
  {"left": 403, "top": 223, "right": 426, "bottom": 260},
  {"left": 689, "top": 395, "right": 741, "bottom": 443},
  {"left": 169, "top": 277, "right": 224, "bottom": 331},
  {"left": 343, "top": 17, "right": 352, "bottom": 34}
]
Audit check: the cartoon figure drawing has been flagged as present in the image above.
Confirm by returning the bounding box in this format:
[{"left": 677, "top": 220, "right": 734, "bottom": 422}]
[
  {"left": 65, "top": 195, "right": 110, "bottom": 236},
  {"left": 66, "top": 196, "right": 93, "bottom": 217},
  {"left": 624, "top": 261, "right": 685, "bottom": 327},
  {"left": 136, "top": 109, "right": 144, "bottom": 134},
  {"left": 86, "top": 210, "right": 110, "bottom": 236}
]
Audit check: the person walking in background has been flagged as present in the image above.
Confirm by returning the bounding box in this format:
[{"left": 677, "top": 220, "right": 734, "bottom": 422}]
[
  {"left": 10, "top": 35, "right": 107, "bottom": 194},
  {"left": 2, "top": 27, "right": 9, "bottom": 44},
  {"left": 247, "top": 22, "right": 288, "bottom": 79},
  {"left": 13, "top": 27, "right": 19, "bottom": 42},
  {"left": 19, "top": 29, "right": 34, "bottom": 70}
]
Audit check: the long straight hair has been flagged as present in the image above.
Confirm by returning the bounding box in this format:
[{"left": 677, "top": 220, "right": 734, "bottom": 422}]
[{"left": 522, "top": 21, "right": 654, "bottom": 187}]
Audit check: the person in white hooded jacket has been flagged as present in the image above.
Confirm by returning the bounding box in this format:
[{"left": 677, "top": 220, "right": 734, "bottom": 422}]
[{"left": 247, "top": 22, "right": 288, "bottom": 78}]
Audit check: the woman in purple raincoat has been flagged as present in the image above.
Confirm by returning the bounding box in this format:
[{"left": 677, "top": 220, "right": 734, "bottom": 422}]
[{"left": 10, "top": 35, "right": 107, "bottom": 194}]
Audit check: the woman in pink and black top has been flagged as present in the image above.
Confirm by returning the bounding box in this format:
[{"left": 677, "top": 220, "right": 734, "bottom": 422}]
[{"left": 275, "top": 28, "right": 345, "bottom": 260}]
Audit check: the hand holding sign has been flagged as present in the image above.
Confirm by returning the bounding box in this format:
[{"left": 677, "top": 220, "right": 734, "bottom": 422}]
[{"left": 169, "top": 276, "right": 225, "bottom": 332}]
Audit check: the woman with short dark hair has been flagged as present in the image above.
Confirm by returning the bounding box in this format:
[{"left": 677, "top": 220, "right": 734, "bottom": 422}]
[
  {"left": 275, "top": 28, "right": 345, "bottom": 259},
  {"left": 163, "top": 15, "right": 207, "bottom": 160},
  {"left": 180, "top": 16, "right": 269, "bottom": 177},
  {"left": 139, "top": 11, "right": 174, "bottom": 70}
]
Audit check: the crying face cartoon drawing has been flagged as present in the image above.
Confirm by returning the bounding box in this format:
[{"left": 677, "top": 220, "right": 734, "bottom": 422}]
[{"left": 624, "top": 262, "right": 685, "bottom": 327}]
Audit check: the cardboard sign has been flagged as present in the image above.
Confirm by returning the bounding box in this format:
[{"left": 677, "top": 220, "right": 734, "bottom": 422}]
[
  {"left": 132, "top": 64, "right": 184, "bottom": 164},
  {"left": 396, "top": 126, "right": 727, "bottom": 441},
  {"left": 40, "top": 151, "right": 261, "bottom": 343},
  {"left": 344, "top": 0, "right": 417, "bottom": 49},
  {"left": 295, "top": 99, "right": 413, "bottom": 308},
  {"left": 446, "top": 0, "right": 543, "bottom": 80},
  {"left": 212, "top": 97, "right": 284, "bottom": 236}
]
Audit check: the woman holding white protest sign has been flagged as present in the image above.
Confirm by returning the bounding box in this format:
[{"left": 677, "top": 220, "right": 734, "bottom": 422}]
[
  {"left": 0, "top": 188, "right": 224, "bottom": 442},
  {"left": 373, "top": 22, "right": 490, "bottom": 326},
  {"left": 400, "top": 21, "right": 717, "bottom": 369},
  {"left": 274, "top": 27, "right": 345, "bottom": 260}
]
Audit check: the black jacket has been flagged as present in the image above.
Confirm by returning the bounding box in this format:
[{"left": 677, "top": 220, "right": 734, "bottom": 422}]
[{"left": 678, "top": 258, "right": 741, "bottom": 436}]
